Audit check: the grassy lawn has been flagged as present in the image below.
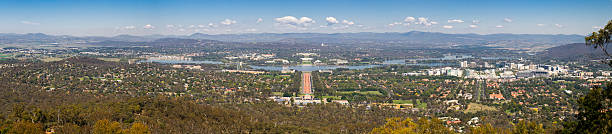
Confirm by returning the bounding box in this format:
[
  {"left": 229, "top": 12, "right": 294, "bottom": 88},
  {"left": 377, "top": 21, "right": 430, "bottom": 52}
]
[
  {"left": 392, "top": 100, "right": 427, "bottom": 108},
  {"left": 271, "top": 92, "right": 283, "bottom": 96},
  {"left": 362, "top": 91, "right": 383, "bottom": 95},
  {"left": 41, "top": 57, "right": 64, "bottom": 62},
  {"left": 464, "top": 103, "right": 498, "bottom": 113},
  {"left": 553, "top": 81, "right": 575, "bottom": 84},
  {"left": 416, "top": 102, "right": 427, "bottom": 109},
  {"left": 261, "top": 75, "right": 290, "bottom": 79},
  {"left": 301, "top": 61, "right": 313, "bottom": 64},
  {"left": 337, "top": 91, "right": 383, "bottom": 96},
  {"left": 321, "top": 96, "right": 342, "bottom": 100},
  {"left": 392, "top": 100, "right": 412, "bottom": 104},
  {"left": 0, "top": 54, "right": 11, "bottom": 58},
  {"left": 277, "top": 75, "right": 291, "bottom": 78},
  {"left": 97, "top": 58, "right": 121, "bottom": 62}
]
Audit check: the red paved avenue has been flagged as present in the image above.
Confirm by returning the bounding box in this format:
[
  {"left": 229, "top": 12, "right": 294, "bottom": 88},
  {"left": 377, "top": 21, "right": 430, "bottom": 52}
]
[{"left": 302, "top": 72, "right": 312, "bottom": 94}]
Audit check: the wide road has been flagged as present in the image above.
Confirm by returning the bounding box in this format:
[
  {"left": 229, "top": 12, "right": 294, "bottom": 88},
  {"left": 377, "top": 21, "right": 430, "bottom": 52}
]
[{"left": 302, "top": 72, "right": 312, "bottom": 94}]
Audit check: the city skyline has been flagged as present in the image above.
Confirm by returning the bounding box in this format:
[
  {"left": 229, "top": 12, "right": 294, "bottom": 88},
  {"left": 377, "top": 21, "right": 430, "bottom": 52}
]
[{"left": 0, "top": 0, "right": 611, "bottom": 36}]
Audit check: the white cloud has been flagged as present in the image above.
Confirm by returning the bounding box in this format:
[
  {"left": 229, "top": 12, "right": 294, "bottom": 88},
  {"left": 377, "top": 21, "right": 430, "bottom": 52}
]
[
  {"left": 275, "top": 16, "right": 316, "bottom": 28},
  {"left": 442, "top": 25, "right": 453, "bottom": 29},
  {"left": 325, "top": 17, "right": 339, "bottom": 25},
  {"left": 256, "top": 18, "right": 263, "bottom": 23},
  {"left": 496, "top": 25, "right": 504, "bottom": 28},
  {"left": 166, "top": 25, "right": 175, "bottom": 28},
  {"left": 404, "top": 17, "right": 416, "bottom": 22},
  {"left": 418, "top": 18, "right": 428, "bottom": 23},
  {"left": 20, "top": 21, "right": 40, "bottom": 25},
  {"left": 398, "top": 16, "right": 437, "bottom": 27},
  {"left": 143, "top": 24, "right": 155, "bottom": 29},
  {"left": 469, "top": 25, "right": 478, "bottom": 28},
  {"left": 208, "top": 23, "right": 218, "bottom": 28},
  {"left": 220, "top": 19, "right": 237, "bottom": 25},
  {"left": 123, "top": 26, "right": 135, "bottom": 30},
  {"left": 593, "top": 26, "right": 603, "bottom": 29},
  {"left": 503, "top": 18, "right": 513, "bottom": 23},
  {"left": 198, "top": 24, "right": 206, "bottom": 28},
  {"left": 332, "top": 25, "right": 350, "bottom": 30},
  {"left": 447, "top": 19, "right": 464, "bottom": 23},
  {"left": 416, "top": 17, "right": 437, "bottom": 26},
  {"left": 388, "top": 22, "right": 403, "bottom": 27},
  {"left": 537, "top": 24, "right": 546, "bottom": 26},
  {"left": 472, "top": 20, "right": 480, "bottom": 24},
  {"left": 116, "top": 25, "right": 136, "bottom": 31},
  {"left": 342, "top": 20, "right": 354, "bottom": 25},
  {"left": 245, "top": 28, "right": 257, "bottom": 32},
  {"left": 554, "top": 24, "right": 563, "bottom": 28}
]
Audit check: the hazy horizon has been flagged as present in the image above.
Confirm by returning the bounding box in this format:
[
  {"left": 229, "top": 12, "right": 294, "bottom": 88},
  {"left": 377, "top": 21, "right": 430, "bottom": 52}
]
[
  {"left": 0, "top": 30, "right": 587, "bottom": 38},
  {"left": 1, "top": 0, "right": 610, "bottom": 36},
  {"left": 1, "top": 1, "right": 612, "bottom": 133}
]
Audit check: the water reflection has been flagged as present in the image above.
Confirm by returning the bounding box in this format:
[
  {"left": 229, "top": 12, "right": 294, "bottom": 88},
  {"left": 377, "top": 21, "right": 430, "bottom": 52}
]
[
  {"left": 383, "top": 60, "right": 457, "bottom": 66},
  {"left": 139, "top": 59, "right": 223, "bottom": 64},
  {"left": 249, "top": 65, "right": 379, "bottom": 71}
]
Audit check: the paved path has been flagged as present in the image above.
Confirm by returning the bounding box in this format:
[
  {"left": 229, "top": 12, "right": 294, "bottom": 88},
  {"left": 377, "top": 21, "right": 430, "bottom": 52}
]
[{"left": 301, "top": 72, "right": 312, "bottom": 94}]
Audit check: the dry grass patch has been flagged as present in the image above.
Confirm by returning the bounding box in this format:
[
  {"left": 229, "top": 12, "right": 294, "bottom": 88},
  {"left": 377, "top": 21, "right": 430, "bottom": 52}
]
[{"left": 464, "top": 103, "right": 498, "bottom": 113}]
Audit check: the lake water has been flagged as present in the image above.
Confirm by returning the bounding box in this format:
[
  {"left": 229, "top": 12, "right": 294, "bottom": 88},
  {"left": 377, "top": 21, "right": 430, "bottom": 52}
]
[
  {"left": 139, "top": 59, "right": 223, "bottom": 64},
  {"left": 250, "top": 59, "right": 460, "bottom": 71},
  {"left": 140, "top": 59, "right": 470, "bottom": 71},
  {"left": 250, "top": 65, "right": 380, "bottom": 71},
  {"left": 480, "top": 57, "right": 516, "bottom": 60},
  {"left": 382, "top": 59, "right": 458, "bottom": 66}
]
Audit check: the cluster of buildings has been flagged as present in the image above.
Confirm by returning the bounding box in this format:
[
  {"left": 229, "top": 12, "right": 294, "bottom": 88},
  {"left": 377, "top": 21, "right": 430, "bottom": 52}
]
[
  {"left": 265, "top": 59, "right": 290, "bottom": 64},
  {"left": 224, "top": 53, "right": 294, "bottom": 64},
  {"left": 294, "top": 53, "right": 350, "bottom": 65},
  {"left": 295, "top": 53, "right": 318, "bottom": 57},
  {"left": 2, "top": 47, "right": 56, "bottom": 56},
  {"left": 221, "top": 52, "right": 354, "bottom": 65},
  {"left": 225, "top": 53, "right": 276, "bottom": 61},
  {"left": 149, "top": 55, "right": 192, "bottom": 61},
  {"left": 404, "top": 61, "right": 576, "bottom": 79},
  {"left": 460, "top": 61, "right": 495, "bottom": 68},
  {"left": 267, "top": 96, "right": 350, "bottom": 106},
  {"left": 221, "top": 69, "right": 266, "bottom": 74},
  {"left": 403, "top": 67, "right": 464, "bottom": 77},
  {"left": 79, "top": 51, "right": 109, "bottom": 56},
  {"left": 329, "top": 59, "right": 349, "bottom": 65}
]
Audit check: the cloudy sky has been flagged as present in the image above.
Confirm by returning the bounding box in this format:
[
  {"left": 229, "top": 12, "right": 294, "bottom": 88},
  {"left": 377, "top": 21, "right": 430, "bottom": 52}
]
[{"left": 0, "top": 0, "right": 611, "bottom": 36}]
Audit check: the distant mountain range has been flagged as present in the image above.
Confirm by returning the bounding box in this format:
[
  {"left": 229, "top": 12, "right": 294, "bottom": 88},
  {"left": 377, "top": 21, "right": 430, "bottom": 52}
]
[
  {"left": 0, "top": 32, "right": 585, "bottom": 50},
  {"left": 538, "top": 43, "right": 609, "bottom": 59}
]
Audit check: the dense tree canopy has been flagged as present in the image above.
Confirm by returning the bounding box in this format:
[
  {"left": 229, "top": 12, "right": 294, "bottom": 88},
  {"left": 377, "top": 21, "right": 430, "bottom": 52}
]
[
  {"left": 559, "top": 19, "right": 612, "bottom": 134},
  {"left": 586, "top": 20, "right": 612, "bottom": 66},
  {"left": 560, "top": 83, "right": 612, "bottom": 134},
  {"left": 370, "top": 117, "right": 454, "bottom": 134}
]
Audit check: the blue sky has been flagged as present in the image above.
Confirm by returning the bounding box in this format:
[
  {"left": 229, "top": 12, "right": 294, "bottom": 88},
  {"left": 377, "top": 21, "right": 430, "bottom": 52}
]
[{"left": 0, "top": 0, "right": 611, "bottom": 36}]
